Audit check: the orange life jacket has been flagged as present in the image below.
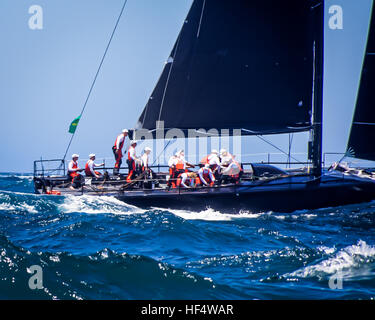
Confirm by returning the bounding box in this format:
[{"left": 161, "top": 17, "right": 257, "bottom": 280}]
[
  {"left": 69, "top": 161, "right": 79, "bottom": 180},
  {"left": 85, "top": 162, "right": 100, "bottom": 177},
  {"left": 200, "top": 169, "right": 214, "bottom": 185},
  {"left": 202, "top": 169, "right": 212, "bottom": 181},
  {"left": 175, "top": 159, "right": 185, "bottom": 171}
]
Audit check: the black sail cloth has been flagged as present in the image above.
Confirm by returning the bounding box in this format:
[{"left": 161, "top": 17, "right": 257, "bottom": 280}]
[
  {"left": 347, "top": 4, "right": 375, "bottom": 161},
  {"left": 136, "top": 0, "right": 317, "bottom": 137}
]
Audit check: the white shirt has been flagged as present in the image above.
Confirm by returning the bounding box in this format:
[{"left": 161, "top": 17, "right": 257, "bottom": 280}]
[
  {"left": 168, "top": 156, "right": 178, "bottom": 167},
  {"left": 128, "top": 146, "right": 137, "bottom": 160},
  {"left": 141, "top": 153, "right": 149, "bottom": 168},
  {"left": 208, "top": 154, "right": 221, "bottom": 167},
  {"left": 198, "top": 167, "right": 215, "bottom": 185},
  {"left": 115, "top": 133, "right": 126, "bottom": 150},
  {"left": 221, "top": 161, "right": 241, "bottom": 176},
  {"left": 86, "top": 159, "right": 100, "bottom": 177},
  {"left": 68, "top": 160, "right": 79, "bottom": 172},
  {"left": 180, "top": 173, "right": 194, "bottom": 188},
  {"left": 220, "top": 154, "right": 233, "bottom": 166}
]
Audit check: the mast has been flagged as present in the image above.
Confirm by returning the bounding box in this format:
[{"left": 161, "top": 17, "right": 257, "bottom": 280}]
[{"left": 310, "top": 1, "right": 324, "bottom": 178}]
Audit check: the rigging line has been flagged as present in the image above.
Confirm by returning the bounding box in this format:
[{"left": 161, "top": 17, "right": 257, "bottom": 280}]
[
  {"left": 196, "top": 0, "right": 206, "bottom": 38},
  {"left": 255, "top": 134, "right": 305, "bottom": 165},
  {"left": 287, "top": 133, "right": 294, "bottom": 168},
  {"left": 62, "top": 0, "right": 128, "bottom": 161},
  {"left": 158, "top": 33, "right": 182, "bottom": 122},
  {"left": 290, "top": 133, "right": 293, "bottom": 153},
  {"left": 151, "top": 137, "right": 175, "bottom": 167},
  {"left": 353, "top": 122, "right": 375, "bottom": 125},
  {"left": 157, "top": 1, "right": 206, "bottom": 123}
]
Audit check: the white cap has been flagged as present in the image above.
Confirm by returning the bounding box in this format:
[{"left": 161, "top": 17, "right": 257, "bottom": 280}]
[
  {"left": 144, "top": 147, "right": 151, "bottom": 152},
  {"left": 130, "top": 140, "right": 137, "bottom": 145},
  {"left": 89, "top": 153, "right": 95, "bottom": 158},
  {"left": 211, "top": 149, "right": 218, "bottom": 154},
  {"left": 122, "top": 129, "right": 128, "bottom": 133},
  {"left": 175, "top": 150, "right": 183, "bottom": 157},
  {"left": 72, "top": 154, "right": 79, "bottom": 158},
  {"left": 220, "top": 148, "right": 227, "bottom": 155}
]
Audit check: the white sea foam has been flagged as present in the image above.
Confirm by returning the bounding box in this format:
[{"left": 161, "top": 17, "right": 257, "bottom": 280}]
[
  {"left": 0, "top": 174, "right": 33, "bottom": 181},
  {"left": 158, "top": 207, "right": 265, "bottom": 221},
  {"left": 19, "top": 203, "right": 38, "bottom": 214},
  {"left": 59, "top": 195, "right": 146, "bottom": 215},
  {"left": 0, "top": 202, "right": 38, "bottom": 213},
  {"left": 15, "top": 175, "right": 34, "bottom": 181},
  {"left": 288, "top": 240, "right": 375, "bottom": 279},
  {"left": 0, "top": 203, "right": 16, "bottom": 211},
  {"left": 317, "top": 246, "right": 337, "bottom": 255}
]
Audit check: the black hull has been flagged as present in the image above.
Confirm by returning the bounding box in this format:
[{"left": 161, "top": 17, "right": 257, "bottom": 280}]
[
  {"left": 33, "top": 171, "right": 375, "bottom": 213},
  {"left": 115, "top": 175, "right": 375, "bottom": 213}
]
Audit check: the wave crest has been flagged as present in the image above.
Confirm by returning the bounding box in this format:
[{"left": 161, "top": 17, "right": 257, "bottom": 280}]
[
  {"left": 58, "top": 195, "right": 146, "bottom": 215},
  {"left": 286, "top": 240, "right": 375, "bottom": 280}
]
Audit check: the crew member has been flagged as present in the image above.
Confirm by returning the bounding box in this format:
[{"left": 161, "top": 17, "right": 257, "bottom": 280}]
[
  {"left": 177, "top": 172, "right": 199, "bottom": 188},
  {"left": 220, "top": 149, "right": 242, "bottom": 184},
  {"left": 126, "top": 140, "right": 139, "bottom": 182},
  {"left": 198, "top": 164, "right": 215, "bottom": 186},
  {"left": 201, "top": 149, "right": 221, "bottom": 178},
  {"left": 141, "top": 147, "right": 152, "bottom": 172},
  {"left": 68, "top": 154, "right": 84, "bottom": 189},
  {"left": 112, "top": 129, "right": 128, "bottom": 175},
  {"left": 167, "top": 153, "right": 179, "bottom": 188},
  {"left": 85, "top": 154, "right": 104, "bottom": 178},
  {"left": 175, "top": 150, "right": 195, "bottom": 176}
]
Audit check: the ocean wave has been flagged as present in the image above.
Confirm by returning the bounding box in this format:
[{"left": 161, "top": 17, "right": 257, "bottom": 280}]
[
  {"left": 286, "top": 240, "right": 375, "bottom": 281},
  {"left": 0, "top": 173, "right": 33, "bottom": 180},
  {"left": 0, "top": 191, "right": 59, "bottom": 215},
  {"left": 0, "top": 190, "right": 147, "bottom": 217},
  {"left": 0, "top": 235, "right": 247, "bottom": 300},
  {"left": 159, "top": 207, "right": 266, "bottom": 221},
  {"left": 0, "top": 174, "right": 34, "bottom": 194},
  {"left": 58, "top": 195, "right": 146, "bottom": 215},
  {"left": 186, "top": 246, "right": 320, "bottom": 285},
  {"left": 162, "top": 207, "right": 323, "bottom": 223}
]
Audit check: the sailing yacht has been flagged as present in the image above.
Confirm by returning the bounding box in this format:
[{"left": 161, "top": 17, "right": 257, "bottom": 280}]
[{"left": 33, "top": 0, "right": 375, "bottom": 213}]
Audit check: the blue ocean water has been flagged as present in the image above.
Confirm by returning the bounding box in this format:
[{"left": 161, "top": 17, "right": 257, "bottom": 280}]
[{"left": 0, "top": 173, "right": 374, "bottom": 300}]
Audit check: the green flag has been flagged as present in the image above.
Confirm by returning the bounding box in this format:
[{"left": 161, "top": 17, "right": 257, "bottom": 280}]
[{"left": 69, "top": 116, "right": 81, "bottom": 134}]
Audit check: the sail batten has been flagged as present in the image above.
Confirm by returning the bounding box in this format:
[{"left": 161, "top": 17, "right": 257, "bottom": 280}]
[
  {"left": 136, "top": 0, "right": 318, "bottom": 136},
  {"left": 347, "top": 4, "right": 375, "bottom": 161}
]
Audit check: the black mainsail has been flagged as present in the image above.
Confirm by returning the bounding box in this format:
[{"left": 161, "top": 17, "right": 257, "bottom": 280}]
[
  {"left": 136, "top": 0, "right": 318, "bottom": 136},
  {"left": 347, "top": 4, "right": 375, "bottom": 161}
]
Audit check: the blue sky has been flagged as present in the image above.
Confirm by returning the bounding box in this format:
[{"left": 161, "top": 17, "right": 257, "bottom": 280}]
[{"left": 0, "top": 0, "right": 373, "bottom": 172}]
